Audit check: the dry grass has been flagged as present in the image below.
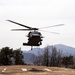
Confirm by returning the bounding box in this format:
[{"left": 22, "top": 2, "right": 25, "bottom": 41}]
[{"left": 0, "top": 65, "right": 75, "bottom": 75}]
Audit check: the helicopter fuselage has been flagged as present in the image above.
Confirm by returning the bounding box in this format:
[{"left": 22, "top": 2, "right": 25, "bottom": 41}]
[{"left": 23, "top": 31, "right": 43, "bottom": 46}]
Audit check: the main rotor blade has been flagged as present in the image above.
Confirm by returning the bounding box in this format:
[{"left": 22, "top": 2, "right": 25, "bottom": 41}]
[
  {"left": 39, "top": 24, "right": 64, "bottom": 29},
  {"left": 40, "top": 30, "right": 60, "bottom": 34},
  {"left": 7, "top": 20, "right": 32, "bottom": 29},
  {"left": 11, "top": 29, "right": 32, "bottom": 31}
]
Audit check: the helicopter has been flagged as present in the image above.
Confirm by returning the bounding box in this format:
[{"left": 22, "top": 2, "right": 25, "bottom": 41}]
[{"left": 7, "top": 20, "right": 64, "bottom": 50}]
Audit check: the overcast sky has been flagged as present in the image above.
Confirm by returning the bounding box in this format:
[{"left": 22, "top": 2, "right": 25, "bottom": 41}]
[{"left": 0, "top": 0, "right": 75, "bottom": 50}]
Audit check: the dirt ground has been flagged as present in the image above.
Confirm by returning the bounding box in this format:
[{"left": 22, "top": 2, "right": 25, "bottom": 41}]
[{"left": 0, "top": 65, "right": 75, "bottom": 75}]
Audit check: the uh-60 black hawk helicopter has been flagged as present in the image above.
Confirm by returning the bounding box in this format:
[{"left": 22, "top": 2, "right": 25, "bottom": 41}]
[{"left": 7, "top": 20, "right": 64, "bottom": 50}]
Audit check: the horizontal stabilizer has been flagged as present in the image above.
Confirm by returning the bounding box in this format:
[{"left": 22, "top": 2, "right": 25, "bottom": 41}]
[{"left": 23, "top": 43, "right": 40, "bottom": 46}]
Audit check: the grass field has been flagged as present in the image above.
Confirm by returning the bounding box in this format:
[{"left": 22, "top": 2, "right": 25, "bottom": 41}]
[{"left": 0, "top": 65, "right": 75, "bottom": 75}]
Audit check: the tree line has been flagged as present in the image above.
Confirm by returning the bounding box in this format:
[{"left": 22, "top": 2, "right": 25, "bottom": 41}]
[
  {"left": 0, "top": 47, "right": 24, "bottom": 65},
  {"left": 33, "top": 46, "right": 75, "bottom": 68},
  {"left": 0, "top": 46, "right": 75, "bottom": 68}
]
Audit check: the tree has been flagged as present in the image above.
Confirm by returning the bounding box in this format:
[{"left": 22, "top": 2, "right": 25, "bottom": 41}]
[
  {"left": 42, "top": 46, "right": 51, "bottom": 66},
  {"left": 34, "top": 46, "right": 51, "bottom": 66},
  {"left": 33, "top": 45, "right": 62, "bottom": 67},
  {"left": 0, "top": 47, "right": 13, "bottom": 65},
  {"left": 34, "top": 55, "right": 43, "bottom": 66},
  {"left": 33, "top": 50, "right": 44, "bottom": 66},
  {"left": 56, "top": 50, "right": 62, "bottom": 67},
  {"left": 50, "top": 46, "right": 58, "bottom": 66},
  {"left": 13, "top": 48, "right": 24, "bottom": 65},
  {"left": 62, "top": 55, "right": 74, "bottom": 68}
]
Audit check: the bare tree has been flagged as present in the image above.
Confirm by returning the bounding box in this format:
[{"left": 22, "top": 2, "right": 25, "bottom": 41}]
[
  {"left": 42, "top": 46, "right": 51, "bottom": 66},
  {"left": 50, "top": 46, "right": 58, "bottom": 66},
  {"left": 57, "top": 50, "right": 62, "bottom": 67},
  {"left": 33, "top": 50, "right": 43, "bottom": 66},
  {"left": 33, "top": 45, "right": 62, "bottom": 67}
]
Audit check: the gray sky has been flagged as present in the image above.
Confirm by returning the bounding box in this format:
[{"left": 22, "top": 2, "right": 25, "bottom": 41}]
[{"left": 0, "top": 0, "right": 75, "bottom": 50}]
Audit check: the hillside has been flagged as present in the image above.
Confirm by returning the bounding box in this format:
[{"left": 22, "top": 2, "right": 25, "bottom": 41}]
[
  {"left": 23, "top": 44, "right": 75, "bottom": 56},
  {"left": 55, "top": 44, "right": 75, "bottom": 56},
  {"left": 23, "top": 53, "right": 36, "bottom": 64},
  {"left": 23, "top": 44, "right": 75, "bottom": 64}
]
